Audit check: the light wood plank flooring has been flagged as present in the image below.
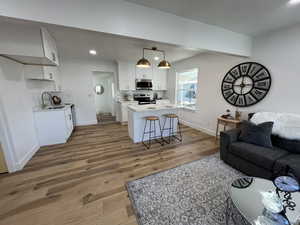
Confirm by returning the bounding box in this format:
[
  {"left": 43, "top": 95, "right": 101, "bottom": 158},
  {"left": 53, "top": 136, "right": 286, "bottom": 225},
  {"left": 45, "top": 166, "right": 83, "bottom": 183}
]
[{"left": 0, "top": 123, "right": 218, "bottom": 225}]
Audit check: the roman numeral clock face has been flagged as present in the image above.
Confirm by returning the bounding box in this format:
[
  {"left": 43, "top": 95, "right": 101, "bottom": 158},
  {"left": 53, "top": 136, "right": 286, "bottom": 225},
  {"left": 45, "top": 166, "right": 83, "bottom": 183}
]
[{"left": 221, "top": 62, "right": 271, "bottom": 107}]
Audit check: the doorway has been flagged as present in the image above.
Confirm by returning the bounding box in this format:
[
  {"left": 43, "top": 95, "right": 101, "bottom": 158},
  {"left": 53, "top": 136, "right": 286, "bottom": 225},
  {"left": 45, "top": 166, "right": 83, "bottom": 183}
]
[{"left": 92, "top": 72, "right": 116, "bottom": 124}]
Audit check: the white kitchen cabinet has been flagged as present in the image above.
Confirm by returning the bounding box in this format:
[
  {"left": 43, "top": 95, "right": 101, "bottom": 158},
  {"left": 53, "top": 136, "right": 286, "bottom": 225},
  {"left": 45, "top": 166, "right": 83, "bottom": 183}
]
[
  {"left": 41, "top": 27, "right": 60, "bottom": 66},
  {"left": 116, "top": 101, "right": 139, "bottom": 124},
  {"left": 152, "top": 67, "right": 168, "bottom": 90},
  {"left": 34, "top": 106, "right": 74, "bottom": 146},
  {"left": 0, "top": 22, "right": 59, "bottom": 66},
  {"left": 135, "top": 67, "right": 153, "bottom": 80},
  {"left": 24, "top": 65, "right": 59, "bottom": 81},
  {"left": 117, "top": 61, "right": 136, "bottom": 90}
]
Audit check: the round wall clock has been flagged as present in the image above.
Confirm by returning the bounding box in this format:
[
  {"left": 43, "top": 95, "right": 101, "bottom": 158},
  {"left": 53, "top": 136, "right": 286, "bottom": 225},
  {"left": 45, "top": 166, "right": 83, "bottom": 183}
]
[{"left": 221, "top": 62, "right": 271, "bottom": 107}]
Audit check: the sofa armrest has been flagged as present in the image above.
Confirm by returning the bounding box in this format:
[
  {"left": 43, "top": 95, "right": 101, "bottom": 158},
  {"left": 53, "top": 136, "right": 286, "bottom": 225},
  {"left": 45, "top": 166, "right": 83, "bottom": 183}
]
[{"left": 220, "top": 128, "right": 240, "bottom": 161}]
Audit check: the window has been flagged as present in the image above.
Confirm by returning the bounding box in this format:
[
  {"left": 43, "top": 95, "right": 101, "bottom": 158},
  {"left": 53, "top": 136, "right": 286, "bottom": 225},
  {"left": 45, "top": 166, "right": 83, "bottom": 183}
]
[{"left": 176, "top": 68, "right": 198, "bottom": 109}]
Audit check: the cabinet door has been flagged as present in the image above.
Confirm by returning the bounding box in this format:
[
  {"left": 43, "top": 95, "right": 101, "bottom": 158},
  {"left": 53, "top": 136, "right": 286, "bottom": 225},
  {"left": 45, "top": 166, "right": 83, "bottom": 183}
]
[
  {"left": 41, "top": 27, "right": 59, "bottom": 66},
  {"left": 152, "top": 67, "right": 167, "bottom": 90},
  {"left": 118, "top": 61, "right": 136, "bottom": 90},
  {"left": 64, "top": 107, "right": 73, "bottom": 138},
  {"left": 43, "top": 66, "right": 57, "bottom": 81},
  {"left": 136, "top": 67, "right": 153, "bottom": 80}
]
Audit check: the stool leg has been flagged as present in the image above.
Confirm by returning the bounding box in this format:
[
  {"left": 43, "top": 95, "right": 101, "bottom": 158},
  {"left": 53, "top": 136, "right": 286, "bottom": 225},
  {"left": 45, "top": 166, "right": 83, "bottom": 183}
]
[
  {"left": 148, "top": 120, "right": 152, "bottom": 148},
  {"left": 169, "top": 117, "right": 172, "bottom": 144},
  {"left": 177, "top": 118, "right": 183, "bottom": 142},
  {"left": 142, "top": 120, "right": 150, "bottom": 149}
]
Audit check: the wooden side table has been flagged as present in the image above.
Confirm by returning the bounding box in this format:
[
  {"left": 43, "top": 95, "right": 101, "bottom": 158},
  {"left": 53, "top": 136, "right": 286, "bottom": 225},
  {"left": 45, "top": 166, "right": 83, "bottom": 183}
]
[{"left": 216, "top": 117, "right": 241, "bottom": 140}]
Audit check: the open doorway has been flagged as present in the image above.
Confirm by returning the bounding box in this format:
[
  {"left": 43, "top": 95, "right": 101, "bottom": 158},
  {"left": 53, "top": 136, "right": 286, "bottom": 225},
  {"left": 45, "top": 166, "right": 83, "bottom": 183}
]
[{"left": 92, "top": 71, "right": 116, "bottom": 124}]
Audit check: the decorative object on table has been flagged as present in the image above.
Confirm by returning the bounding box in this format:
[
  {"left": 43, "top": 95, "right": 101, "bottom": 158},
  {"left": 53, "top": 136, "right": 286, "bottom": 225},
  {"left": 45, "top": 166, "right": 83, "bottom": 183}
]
[
  {"left": 228, "top": 177, "right": 298, "bottom": 225},
  {"left": 216, "top": 116, "right": 241, "bottom": 140},
  {"left": 52, "top": 95, "right": 62, "bottom": 105},
  {"left": 235, "top": 109, "right": 242, "bottom": 120},
  {"left": 221, "top": 109, "right": 234, "bottom": 119},
  {"left": 260, "top": 191, "right": 284, "bottom": 214},
  {"left": 221, "top": 62, "right": 271, "bottom": 107},
  {"left": 127, "top": 154, "right": 244, "bottom": 225},
  {"left": 274, "top": 176, "right": 300, "bottom": 213}
]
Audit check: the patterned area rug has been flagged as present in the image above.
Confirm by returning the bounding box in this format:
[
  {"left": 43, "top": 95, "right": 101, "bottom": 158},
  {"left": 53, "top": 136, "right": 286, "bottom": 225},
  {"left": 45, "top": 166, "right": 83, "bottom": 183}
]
[{"left": 126, "top": 154, "right": 244, "bottom": 225}]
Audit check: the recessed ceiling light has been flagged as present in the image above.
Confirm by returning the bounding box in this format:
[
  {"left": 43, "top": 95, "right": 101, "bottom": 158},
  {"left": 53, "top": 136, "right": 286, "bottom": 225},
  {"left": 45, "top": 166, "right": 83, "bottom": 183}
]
[
  {"left": 154, "top": 56, "right": 160, "bottom": 61},
  {"left": 287, "top": 0, "right": 300, "bottom": 5},
  {"left": 89, "top": 49, "right": 97, "bottom": 55}
]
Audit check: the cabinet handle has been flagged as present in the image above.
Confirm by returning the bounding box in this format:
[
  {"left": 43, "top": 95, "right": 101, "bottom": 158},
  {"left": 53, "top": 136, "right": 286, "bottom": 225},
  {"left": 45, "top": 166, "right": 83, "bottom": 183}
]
[
  {"left": 51, "top": 52, "right": 56, "bottom": 62},
  {"left": 69, "top": 114, "right": 72, "bottom": 120},
  {"left": 49, "top": 73, "right": 53, "bottom": 79}
]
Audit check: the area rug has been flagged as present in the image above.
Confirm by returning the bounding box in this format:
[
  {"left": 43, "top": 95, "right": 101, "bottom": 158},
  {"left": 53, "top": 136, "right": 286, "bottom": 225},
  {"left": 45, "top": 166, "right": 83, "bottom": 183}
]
[{"left": 126, "top": 154, "right": 245, "bottom": 225}]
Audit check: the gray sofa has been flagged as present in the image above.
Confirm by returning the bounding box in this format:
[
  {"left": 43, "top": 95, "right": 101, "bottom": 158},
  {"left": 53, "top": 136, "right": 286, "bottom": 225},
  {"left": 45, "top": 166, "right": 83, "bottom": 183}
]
[{"left": 220, "top": 128, "right": 300, "bottom": 182}]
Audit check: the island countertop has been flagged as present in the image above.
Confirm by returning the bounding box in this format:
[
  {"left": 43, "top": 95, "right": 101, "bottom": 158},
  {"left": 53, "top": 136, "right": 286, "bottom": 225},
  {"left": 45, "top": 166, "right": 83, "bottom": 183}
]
[{"left": 127, "top": 104, "right": 181, "bottom": 112}]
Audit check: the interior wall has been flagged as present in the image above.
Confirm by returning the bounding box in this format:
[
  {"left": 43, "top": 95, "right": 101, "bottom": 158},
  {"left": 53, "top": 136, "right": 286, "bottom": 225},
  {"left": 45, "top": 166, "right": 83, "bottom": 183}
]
[
  {"left": 59, "top": 57, "right": 117, "bottom": 126},
  {"left": 168, "top": 23, "right": 300, "bottom": 135},
  {"left": 0, "top": 57, "right": 40, "bottom": 171},
  {"left": 93, "top": 72, "right": 114, "bottom": 115}
]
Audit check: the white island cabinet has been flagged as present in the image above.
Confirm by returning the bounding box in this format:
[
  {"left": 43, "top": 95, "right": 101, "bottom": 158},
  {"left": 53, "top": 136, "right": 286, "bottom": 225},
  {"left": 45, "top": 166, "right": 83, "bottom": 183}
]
[
  {"left": 127, "top": 104, "right": 181, "bottom": 143},
  {"left": 33, "top": 105, "right": 74, "bottom": 146}
]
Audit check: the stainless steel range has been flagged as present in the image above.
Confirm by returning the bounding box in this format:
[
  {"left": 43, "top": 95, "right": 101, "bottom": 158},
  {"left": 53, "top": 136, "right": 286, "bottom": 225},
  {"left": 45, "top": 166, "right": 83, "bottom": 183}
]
[{"left": 133, "top": 93, "right": 156, "bottom": 105}]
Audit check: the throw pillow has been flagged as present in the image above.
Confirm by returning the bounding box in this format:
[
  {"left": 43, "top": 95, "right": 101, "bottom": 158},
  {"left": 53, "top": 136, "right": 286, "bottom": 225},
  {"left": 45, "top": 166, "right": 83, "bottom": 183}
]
[{"left": 239, "top": 120, "right": 274, "bottom": 148}]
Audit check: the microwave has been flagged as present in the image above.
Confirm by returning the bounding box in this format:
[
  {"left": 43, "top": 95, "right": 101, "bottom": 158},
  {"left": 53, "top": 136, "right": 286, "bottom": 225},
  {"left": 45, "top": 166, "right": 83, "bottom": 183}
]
[{"left": 136, "top": 79, "right": 153, "bottom": 90}]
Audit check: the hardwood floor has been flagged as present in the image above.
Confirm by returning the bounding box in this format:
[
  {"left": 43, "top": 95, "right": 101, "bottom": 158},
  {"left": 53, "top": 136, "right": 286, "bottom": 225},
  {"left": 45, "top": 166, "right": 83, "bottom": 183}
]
[{"left": 0, "top": 123, "right": 218, "bottom": 225}]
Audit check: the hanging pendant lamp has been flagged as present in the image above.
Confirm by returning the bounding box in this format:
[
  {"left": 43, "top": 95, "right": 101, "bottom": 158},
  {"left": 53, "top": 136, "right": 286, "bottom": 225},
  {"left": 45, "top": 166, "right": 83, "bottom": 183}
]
[
  {"left": 136, "top": 48, "right": 151, "bottom": 68},
  {"left": 136, "top": 47, "right": 171, "bottom": 69}
]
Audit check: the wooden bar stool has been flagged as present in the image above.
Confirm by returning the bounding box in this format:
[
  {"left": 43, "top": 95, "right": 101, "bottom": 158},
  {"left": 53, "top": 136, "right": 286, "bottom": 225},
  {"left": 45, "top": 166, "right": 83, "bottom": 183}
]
[
  {"left": 142, "top": 116, "right": 164, "bottom": 149},
  {"left": 161, "top": 114, "right": 182, "bottom": 144}
]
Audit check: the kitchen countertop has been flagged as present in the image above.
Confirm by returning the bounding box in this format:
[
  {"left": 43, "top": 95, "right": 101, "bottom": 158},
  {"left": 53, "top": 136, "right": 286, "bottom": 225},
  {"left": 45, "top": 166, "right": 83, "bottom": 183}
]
[
  {"left": 127, "top": 104, "right": 181, "bottom": 112},
  {"left": 33, "top": 104, "right": 73, "bottom": 112}
]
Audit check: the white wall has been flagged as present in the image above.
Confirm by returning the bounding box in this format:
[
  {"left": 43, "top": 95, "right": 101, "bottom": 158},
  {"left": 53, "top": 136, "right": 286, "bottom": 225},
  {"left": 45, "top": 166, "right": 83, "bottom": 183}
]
[
  {"left": 168, "top": 53, "right": 246, "bottom": 135},
  {"left": 0, "top": 57, "right": 40, "bottom": 171},
  {"left": 168, "top": 24, "right": 300, "bottom": 135},
  {"left": 0, "top": 0, "right": 252, "bottom": 57},
  {"left": 60, "top": 57, "right": 117, "bottom": 126},
  {"left": 93, "top": 72, "right": 114, "bottom": 114}
]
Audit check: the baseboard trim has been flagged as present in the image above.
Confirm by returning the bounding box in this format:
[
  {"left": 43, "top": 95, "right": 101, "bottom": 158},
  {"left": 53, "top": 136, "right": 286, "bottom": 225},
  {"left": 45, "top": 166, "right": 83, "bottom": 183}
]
[
  {"left": 16, "top": 144, "right": 40, "bottom": 171},
  {"left": 179, "top": 119, "right": 216, "bottom": 136},
  {"left": 76, "top": 120, "right": 98, "bottom": 126}
]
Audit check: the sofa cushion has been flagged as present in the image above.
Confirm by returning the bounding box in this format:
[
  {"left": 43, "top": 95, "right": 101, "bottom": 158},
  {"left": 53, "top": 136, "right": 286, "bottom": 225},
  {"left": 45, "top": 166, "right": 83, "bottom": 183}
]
[
  {"left": 272, "top": 135, "right": 300, "bottom": 154},
  {"left": 239, "top": 120, "right": 273, "bottom": 148},
  {"left": 273, "top": 154, "right": 300, "bottom": 182},
  {"left": 230, "top": 142, "right": 289, "bottom": 170}
]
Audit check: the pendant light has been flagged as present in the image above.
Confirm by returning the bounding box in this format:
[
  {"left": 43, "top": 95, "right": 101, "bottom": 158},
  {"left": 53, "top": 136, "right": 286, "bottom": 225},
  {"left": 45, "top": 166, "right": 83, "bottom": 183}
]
[
  {"left": 136, "top": 47, "right": 171, "bottom": 69},
  {"left": 136, "top": 48, "right": 151, "bottom": 68}
]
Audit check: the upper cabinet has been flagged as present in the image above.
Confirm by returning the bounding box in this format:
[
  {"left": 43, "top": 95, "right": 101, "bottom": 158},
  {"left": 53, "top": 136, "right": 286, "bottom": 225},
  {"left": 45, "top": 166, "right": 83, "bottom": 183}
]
[
  {"left": 118, "top": 61, "right": 136, "bottom": 91},
  {"left": 0, "top": 23, "right": 59, "bottom": 66},
  {"left": 152, "top": 66, "right": 168, "bottom": 90},
  {"left": 40, "top": 27, "right": 60, "bottom": 66},
  {"left": 135, "top": 67, "right": 152, "bottom": 80}
]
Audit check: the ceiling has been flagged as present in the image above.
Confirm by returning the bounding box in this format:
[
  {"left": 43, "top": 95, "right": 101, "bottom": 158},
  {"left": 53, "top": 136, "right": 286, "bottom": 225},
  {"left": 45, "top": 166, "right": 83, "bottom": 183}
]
[
  {"left": 0, "top": 17, "right": 204, "bottom": 63},
  {"left": 48, "top": 24, "right": 204, "bottom": 63},
  {"left": 0, "top": 16, "right": 204, "bottom": 63},
  {"left": 126, "top": 0, "right": 300, "bottom": 36}
]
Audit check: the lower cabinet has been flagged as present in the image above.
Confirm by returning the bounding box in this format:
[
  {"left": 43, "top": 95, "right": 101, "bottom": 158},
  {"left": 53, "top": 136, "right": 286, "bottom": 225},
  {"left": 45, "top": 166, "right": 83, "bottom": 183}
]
[
  {"left": 34, "top": 106, "right": 74, "bottom": 146},
  {"left": 116, "top": 101, "right": 138, "bottom": 124}
]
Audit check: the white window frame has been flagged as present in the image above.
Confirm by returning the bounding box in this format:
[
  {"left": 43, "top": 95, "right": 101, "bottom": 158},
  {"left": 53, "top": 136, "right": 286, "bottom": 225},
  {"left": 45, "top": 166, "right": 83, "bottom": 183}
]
[{"left": 175, "top": 68, "right": 199, "bottom": 110}]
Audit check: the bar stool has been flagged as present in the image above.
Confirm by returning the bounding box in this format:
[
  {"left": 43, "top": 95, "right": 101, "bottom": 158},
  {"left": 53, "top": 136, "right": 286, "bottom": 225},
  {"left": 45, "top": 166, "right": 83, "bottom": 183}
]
[
  {"left": 162, "top": 114, "right": 182, "bottom": 144},
  {"left": 142, "top": 116, "right": 164, "bottom": 149}
]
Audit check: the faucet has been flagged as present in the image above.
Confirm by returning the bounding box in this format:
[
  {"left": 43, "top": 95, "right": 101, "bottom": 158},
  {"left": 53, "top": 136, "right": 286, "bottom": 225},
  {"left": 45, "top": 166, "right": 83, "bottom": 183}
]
[{"left": 41, "top": 92, "right": 53, "bottom": 108}]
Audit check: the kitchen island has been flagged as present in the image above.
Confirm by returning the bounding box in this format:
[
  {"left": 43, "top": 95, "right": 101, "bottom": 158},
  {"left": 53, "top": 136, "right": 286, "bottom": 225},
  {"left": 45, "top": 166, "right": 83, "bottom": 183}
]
[{"left": 127, "top": 104, "right": 181, "bottom": 143}]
